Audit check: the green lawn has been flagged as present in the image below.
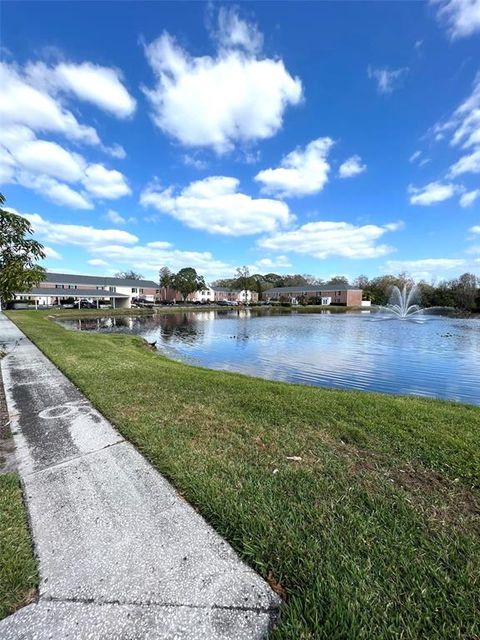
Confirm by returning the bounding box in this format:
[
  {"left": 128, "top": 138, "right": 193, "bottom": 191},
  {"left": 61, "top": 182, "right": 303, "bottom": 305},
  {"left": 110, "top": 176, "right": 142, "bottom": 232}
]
[
  {"left": 7, "top": 310, "right": 480, "bottom": 639},
  {"left": 0, "top": 474, "right": 38, "bottom": 619}
]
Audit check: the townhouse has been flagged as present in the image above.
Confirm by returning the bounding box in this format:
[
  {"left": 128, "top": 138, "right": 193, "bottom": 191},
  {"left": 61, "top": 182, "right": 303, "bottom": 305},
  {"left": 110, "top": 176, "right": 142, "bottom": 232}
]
[
  {"left": 14, "top": 272, "right": 160, "bottom": 309},
  {"left": 264, "top": 283, "right": 363, "bottom": 306}
]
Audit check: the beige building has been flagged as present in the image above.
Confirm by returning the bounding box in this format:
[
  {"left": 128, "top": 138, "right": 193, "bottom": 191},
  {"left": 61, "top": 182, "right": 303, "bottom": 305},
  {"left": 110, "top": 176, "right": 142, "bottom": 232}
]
[
  {"left": 264, "top": 284, "right": 363, "bottom": 306},
  {"left": 14, "top": 272, "right": 159, "bottom": 309}
]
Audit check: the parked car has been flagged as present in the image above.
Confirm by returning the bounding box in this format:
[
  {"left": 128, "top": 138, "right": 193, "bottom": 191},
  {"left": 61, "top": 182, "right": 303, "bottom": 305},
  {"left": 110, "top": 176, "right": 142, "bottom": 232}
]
[{"left": 80, "top": 299, "right": 97, "bottom": 309}]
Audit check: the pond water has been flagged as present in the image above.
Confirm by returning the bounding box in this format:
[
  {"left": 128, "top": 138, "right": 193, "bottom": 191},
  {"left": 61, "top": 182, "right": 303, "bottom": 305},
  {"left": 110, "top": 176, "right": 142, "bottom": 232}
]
[{"left": 57, "top": 310, "right": 480, "bottom": 406}]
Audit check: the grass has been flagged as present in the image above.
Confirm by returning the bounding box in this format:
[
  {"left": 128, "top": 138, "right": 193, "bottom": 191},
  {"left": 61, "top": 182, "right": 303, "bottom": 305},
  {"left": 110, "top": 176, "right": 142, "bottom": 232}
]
[
  {"left": 7, "top": 310, "right": 480, "bottom": 639},
  {"left": 0, "top": 474, "right": 38, "bottom": 619}
]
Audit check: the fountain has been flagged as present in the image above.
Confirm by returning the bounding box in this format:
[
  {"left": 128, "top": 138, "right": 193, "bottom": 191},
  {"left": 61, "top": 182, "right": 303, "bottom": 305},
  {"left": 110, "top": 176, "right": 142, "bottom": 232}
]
[
  {"left": 384, "top": 284, "right": 424, "bottom": 320},
  {"left": 372, "top": 283, "right": 455, "bottom": 322}
]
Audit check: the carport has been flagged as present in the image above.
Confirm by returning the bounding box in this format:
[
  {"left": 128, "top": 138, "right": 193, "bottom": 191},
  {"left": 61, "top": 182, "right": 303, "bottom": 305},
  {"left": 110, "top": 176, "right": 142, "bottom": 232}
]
[{"left": 17, "top": 287, "right": 131, "bottom": 309}]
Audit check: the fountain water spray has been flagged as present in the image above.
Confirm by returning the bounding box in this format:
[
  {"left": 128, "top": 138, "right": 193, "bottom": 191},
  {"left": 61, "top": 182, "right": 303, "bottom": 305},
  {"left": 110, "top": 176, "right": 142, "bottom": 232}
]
[{"left": 374, "top": 284, "right": 427, "bottom": 322}]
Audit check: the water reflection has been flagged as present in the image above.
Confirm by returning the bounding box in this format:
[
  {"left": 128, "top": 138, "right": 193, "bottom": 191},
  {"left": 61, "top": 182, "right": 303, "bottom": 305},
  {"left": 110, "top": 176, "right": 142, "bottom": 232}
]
[{"left": 57, "top": 310, "right": 480, "bottom": 406}]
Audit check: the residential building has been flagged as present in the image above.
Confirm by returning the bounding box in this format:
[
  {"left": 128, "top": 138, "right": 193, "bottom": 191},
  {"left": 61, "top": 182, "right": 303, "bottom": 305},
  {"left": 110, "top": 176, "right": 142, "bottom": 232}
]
[
  {"left": 264, "top": 283, "right": 363, "bottom": 306},
  {"left": 210, "top": 287, "right": 259, "bottom": 303},
  {"left": 14, "top": 272, "right": 160, "bottom": 309}
]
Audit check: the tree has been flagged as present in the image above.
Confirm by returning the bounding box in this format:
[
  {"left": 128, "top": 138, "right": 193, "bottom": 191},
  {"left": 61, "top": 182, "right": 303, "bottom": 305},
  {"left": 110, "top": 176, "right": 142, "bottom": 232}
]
[
  {"left": 451, "top": 273, "right": 479, "bottom": 311},
  {"left": 159, "top": 266, "right": 174, "bottom": 290},
  {"left": 172, "top": 267, "right": 206, "bottom": 301},
  {"left": 0, "top": 194, "right": 46, "bottom": 308},
  {"left": 115, "top": 270, "right": 143, "bottom": 280},
  {"left": 329, "top": 275, "right": 350, "bottom": 285},
  {"left": 234, "top": 266, "right": 254, "bottom": 295}
]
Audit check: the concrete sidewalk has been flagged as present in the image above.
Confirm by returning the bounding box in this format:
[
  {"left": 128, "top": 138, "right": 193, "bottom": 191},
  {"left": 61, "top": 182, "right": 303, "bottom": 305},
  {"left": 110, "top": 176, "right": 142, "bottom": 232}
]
[{"left": 0, "top": 314, "right": 280, "bottom": 639}]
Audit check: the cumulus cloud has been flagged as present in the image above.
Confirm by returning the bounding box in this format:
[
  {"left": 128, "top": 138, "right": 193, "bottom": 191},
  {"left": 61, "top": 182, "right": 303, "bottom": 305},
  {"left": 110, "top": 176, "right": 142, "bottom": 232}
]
[
  {"left": 0, "top": 62, "right": 99, "bottom": 145},
  {"left": 254, "top": 137, "right": 333, "bottom": 197},
  {"left": 460, "top": 189, "right": 480, "bottom": 207},
  {"left": 258, "top": 220, "right": 399, "bottom": 259},
  {"left": 408, "top": 181, "right": 460, "bottom": 205},
  {"left": 140, "top": 176, "right": 293, "bottom": 236},
  {"left": 471, "top": 225, "right": 480, "bottom": 233},
  {"left": 432, "top": 0, "right": 480, "bottom": 39},
  {"left": 0, "top": 124, "right": 131, "bottom": 207},
  {"left": 11, "top": 207, "right": 238, "bottom": 280},
  {"left": 26, "top": 61, "right": 136, "bottom": 118},
  {"left": 17, "top": 173, "right": 93, "bottom": 209},
  {"left": 14, "top": 138, "right": 86, "bottom": 182},
  {"left": 17, "top": 211, "right": 139, "bottom": 246},
  {"left": 338, "top": 155, "right": 367, "bottom": 178},
  {"left": 367, "top": 66, "right": 408, "bottom": 94},
  {"left": 82, "top": 164, "right": 131, "bottom": 199},
  {"left": 448, "top": 148, "right": 480, "bottom": 176},
  {"left": 143, "top": 9, "right": 302, "bottom": 153}
]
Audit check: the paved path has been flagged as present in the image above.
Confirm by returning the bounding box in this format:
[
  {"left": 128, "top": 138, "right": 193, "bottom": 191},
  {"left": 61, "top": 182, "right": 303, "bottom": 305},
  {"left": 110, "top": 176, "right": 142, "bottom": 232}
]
[{"left": 0, "top": 314, "right": 280, "bottom": 639}]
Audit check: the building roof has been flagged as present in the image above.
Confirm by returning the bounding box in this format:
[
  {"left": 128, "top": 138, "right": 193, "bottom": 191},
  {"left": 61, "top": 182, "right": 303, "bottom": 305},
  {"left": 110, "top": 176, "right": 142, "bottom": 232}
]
[
  {"left": 264, "top": 283, "right": 361, "bottom": 294},
  {"left": 24, "top": 287, "right": 129, "bottom": 298},
  {"left": 44, "top": 272, "right": 158, "bottom": 288}
]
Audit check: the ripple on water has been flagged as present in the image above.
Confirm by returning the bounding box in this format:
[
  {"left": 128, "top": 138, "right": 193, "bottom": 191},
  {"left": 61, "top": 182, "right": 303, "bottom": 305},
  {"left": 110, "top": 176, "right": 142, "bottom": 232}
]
[{"left": 57, "top": 312, "right": 480, "bottom": 406}]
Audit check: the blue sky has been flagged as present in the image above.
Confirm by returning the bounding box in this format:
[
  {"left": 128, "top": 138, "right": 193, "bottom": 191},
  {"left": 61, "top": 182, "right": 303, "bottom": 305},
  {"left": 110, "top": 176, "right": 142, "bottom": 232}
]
[{"left": 1, "top": 0, "right": 480, "bottom": 283}]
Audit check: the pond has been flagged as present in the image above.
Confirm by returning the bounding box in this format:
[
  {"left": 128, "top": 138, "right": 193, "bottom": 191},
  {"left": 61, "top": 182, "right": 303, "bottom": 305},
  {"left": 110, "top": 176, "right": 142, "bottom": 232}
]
[{"left": 57, "top": 310, "right": 480, "bottom": 406}]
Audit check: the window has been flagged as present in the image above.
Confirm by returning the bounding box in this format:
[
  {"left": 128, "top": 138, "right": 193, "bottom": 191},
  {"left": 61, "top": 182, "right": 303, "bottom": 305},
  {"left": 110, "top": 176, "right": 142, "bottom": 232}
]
[
  {"left": 131, "top": 287, "right": 137, "bottom": 293},
  {"left": 109, "top": 287, "right": 116, "bottom": 292},
  {"left": 139, "top": 288, "right": 144, "bottom": 294}
]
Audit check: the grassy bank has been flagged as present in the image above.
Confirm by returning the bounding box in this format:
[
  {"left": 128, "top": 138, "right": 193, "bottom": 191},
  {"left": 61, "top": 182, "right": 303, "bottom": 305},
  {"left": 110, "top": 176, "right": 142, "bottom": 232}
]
[
  {"left": 0, "top": 474, "right": 38, "bottom": 619},
  {"left": 7, "top": 310, "right": 480, "bottom": 639}
]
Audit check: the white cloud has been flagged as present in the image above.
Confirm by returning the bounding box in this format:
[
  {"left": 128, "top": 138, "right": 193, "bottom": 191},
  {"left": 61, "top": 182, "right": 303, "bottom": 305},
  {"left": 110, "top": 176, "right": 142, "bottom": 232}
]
[
  {"left": 82, "top": 164, "right": 131, "bottom": 199},
  {"left": 252, "top": 256, "right": 292, "bottom": 269},
  {"left": 183, "top": 154, "right": 208, "bottom": 170},
  {"left": 11, "top": 207, "right": 237, "bottom": 280},
  {"left": 408, "top": 181, "right": 460, "bottom": 205},
  {"left": 258, "top": 220, "right": 399, "bottom": 259},
  {"left": 18, "top": 173, "right": 93, "bottom": 209},
  {"left": 367, "top": 66, "right": 408, "bottom": 94},
  {"left": 215, "top": 6, "right": 263, "bottom": 54},
  {"left": 88, "top": 258, "right": 109, "bottom": 267},
  {"left": 143, "top": 10, "right": 302, "bottom": 153},
  {"left": 104, "top": 209, "right": 136, "bottom": 225},
  {"left": 140, "top": 176, "right": 293, "bottom": 236},
  {"left": 432, "top": 0, "right": 480, "bottom": 39},
  {"left": 88, "top": 244, "right": 234, "bottom": 280},
  {"left": 26, "top": 61, "right": 136, "bottom": 118},
  {"left": 382, "top": 257, "right": 467, "bottom": 280},
  {"left": 21, "top": 211, "right": 138, "bottom": 246},
  {"left": 0, "top": 62, "right": 100, "bottom": 145},
  {"left": 0, "top": 125, "right": 130, "bottom": 207},
  {"left": 43, "top": 246, "right": 62, "bottom": 260},
  {"left": 14, "top": 139, "right": 86, "bottom": 182},
  {"left": 448, "top": 148, "right": 480, "bottom": 176},
  {"left": 434, "top": 74, "right": 480, "bottom": 149},
  {"left": 254, "top": 137, "right": 333, "bottom": 197},
  {"left": 460, "top": 189, "right": 480, "bottom": 207},
  {"left": 470, "top": 225, "right": 480, "bottom": 233},
  {"left": 409, "top": 150, "right": 422, "bottom": 163},
  {"left": 338, "top": 155, "right": 367, "bottom": 179}
]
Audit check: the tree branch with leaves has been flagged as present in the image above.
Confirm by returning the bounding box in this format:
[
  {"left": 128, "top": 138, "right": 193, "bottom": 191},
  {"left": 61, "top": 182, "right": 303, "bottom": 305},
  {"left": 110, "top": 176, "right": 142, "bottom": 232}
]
[{"left": 0, "top": 194, "right": 46, "bottom": 308}]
